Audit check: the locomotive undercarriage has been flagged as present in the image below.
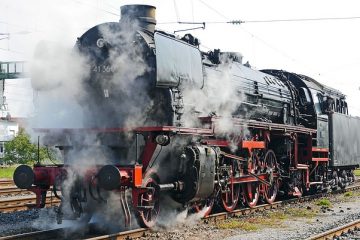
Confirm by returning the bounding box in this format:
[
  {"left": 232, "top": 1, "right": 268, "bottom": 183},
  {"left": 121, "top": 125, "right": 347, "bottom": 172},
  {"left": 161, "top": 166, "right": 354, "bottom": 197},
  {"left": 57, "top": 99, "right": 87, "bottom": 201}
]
[{"left": 12, "top": 117, "right": 356, "bottom": 228}]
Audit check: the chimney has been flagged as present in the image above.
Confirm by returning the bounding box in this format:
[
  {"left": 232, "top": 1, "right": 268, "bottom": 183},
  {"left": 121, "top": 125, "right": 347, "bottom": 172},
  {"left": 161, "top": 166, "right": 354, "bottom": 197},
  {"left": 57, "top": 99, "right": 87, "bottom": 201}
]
[{"left": 120, "top": 5, "right": 156, "bottom": 33}]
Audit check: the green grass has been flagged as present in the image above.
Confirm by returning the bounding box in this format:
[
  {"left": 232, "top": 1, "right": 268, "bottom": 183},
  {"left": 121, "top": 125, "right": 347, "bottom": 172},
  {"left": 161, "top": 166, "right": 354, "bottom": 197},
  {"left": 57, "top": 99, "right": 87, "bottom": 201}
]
[
  {"left": 315, "top": 198, "right": 331, "bottom": 207},
  {"left": 342, "top": 190, "right": 360, "bottom": 200},
  {"left": 217, "top": 208, "right": 316, "bottom": 232},
  {"left": 267, "top": 211, "right": 288, "bottom": 220},
  {"left": 0, "top": 166, "right": 16, "bottom": 179},
  {"left": 354, "top": 169, "right": 360, "bottom": 177},
  {"left": 344, "top": 191, "right": 354, "bottom": 197},
  {"left": 217, "top": 212, "right": 290, "bottom": 231},
  {"left": 285, "top": 208, "right": 317, "bottom": 218}
]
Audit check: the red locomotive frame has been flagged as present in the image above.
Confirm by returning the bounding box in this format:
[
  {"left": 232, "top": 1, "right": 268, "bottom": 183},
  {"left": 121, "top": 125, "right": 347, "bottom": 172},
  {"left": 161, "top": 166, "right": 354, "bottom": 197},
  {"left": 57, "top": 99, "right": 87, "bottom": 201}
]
[{"left": 14, "top": 116, "right": 324, "bottom": 227}]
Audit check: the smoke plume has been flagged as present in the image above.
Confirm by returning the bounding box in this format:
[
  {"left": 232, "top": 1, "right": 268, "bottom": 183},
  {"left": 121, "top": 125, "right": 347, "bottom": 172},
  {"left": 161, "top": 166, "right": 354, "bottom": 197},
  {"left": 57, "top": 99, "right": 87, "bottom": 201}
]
[{"left": 30, "top": 17, "right": 154, "bottom": 230}]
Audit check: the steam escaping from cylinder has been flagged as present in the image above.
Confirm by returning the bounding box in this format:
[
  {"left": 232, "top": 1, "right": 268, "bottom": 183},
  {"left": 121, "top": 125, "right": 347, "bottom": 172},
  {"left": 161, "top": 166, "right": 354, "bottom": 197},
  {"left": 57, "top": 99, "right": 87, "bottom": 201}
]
[
  {"left": 27, "top": 2, "right": 254, "bottom": 231},
  {"left": 29, "top": 4, "right": 158, "bottom": 231}
]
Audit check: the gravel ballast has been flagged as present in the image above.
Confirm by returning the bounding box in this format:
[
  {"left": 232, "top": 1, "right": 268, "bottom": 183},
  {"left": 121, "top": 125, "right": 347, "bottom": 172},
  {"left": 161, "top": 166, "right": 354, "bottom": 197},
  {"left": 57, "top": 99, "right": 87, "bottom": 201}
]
[{"left": 0, "top": 189, "right": 360, "bottom": 239}]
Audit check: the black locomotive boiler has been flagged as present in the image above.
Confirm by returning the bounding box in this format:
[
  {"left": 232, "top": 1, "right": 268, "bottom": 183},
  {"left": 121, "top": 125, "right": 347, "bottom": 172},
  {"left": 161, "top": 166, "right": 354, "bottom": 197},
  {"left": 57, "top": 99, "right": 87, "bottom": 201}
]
[{"left": 13, "top": 4, "right": 360, "bottom": 228}]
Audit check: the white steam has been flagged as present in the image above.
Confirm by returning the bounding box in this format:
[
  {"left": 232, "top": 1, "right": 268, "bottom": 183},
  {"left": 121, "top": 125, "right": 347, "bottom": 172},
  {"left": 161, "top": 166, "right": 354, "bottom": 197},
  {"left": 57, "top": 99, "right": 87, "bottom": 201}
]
[
  {"left": 29, "top": 18, "right": 155, "bottom": 231},
  {"left": 28, "top": 7, "right": 251, "bottom": 230},
  {"left": 96, "top": 22, "right": 154, "bottom": 129},
  {"left": 181, "top": 60, "right": 250, "bottom": 152},
  {"left": 30, "top": 41, "right": 88, "bottom": 129}
]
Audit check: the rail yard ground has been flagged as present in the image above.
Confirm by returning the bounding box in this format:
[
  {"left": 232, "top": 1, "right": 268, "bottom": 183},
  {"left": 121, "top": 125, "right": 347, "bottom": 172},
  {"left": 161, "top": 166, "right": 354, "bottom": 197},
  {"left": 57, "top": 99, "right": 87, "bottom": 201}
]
[
  {"left": 1, "top": 176, "right": 360, "bottom": 239},
  {"left": 139, "top": 190, "right": 360, "bottom": 240},
  {"left": 0, "top": 185, "right": 360, "bottom": 239}
]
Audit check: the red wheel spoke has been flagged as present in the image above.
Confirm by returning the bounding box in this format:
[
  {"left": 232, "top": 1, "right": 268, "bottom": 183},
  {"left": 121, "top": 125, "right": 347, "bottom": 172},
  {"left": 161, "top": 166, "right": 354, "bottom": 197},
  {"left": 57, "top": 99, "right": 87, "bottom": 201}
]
[
  {"left": 263, "top": 150, "right": 279, "bottom": 204},
  {"left": 244, "top": 183, "right": 259, "bottom": 208},
  {"left": 221, "top": 184, "right": 240, "bottom": 212},
  {"left": 191, "top": 198, "right": 214, "bottom": 217},
  {"left": 136, "top": 176, "right": 160, "bottom": 228},
  {"left": 221, "top": 163, "right": 240, "bottom": 212}
]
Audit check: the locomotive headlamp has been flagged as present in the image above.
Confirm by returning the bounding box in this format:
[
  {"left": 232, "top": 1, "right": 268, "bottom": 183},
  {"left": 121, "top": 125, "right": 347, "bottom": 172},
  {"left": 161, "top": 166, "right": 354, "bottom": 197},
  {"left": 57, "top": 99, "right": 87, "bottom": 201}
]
[
  {"left": 97, "top": 165, "right": 121, "bottom": 191},
  {"left": 155, "top": 134, "right": 170, "bottom": 146},
  {"left": 96, "top": 38, "right": 106, "bottom": 48},
  {"left": 13, "top": 165, "right": 34, "bottom": 189}
]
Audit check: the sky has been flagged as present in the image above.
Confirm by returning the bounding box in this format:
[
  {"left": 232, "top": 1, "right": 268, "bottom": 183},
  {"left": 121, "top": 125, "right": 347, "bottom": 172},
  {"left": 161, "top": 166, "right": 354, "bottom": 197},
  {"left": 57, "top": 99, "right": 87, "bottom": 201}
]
[{"left": 0, "top": 0, "right": 360, "bottom": 117}]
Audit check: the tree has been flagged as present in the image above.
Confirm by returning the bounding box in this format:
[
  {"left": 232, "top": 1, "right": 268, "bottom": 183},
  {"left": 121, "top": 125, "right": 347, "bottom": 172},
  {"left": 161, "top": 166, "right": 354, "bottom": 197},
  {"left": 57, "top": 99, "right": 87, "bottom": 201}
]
[{"left": 3, "top": 129, "right": 56, "bottom": 165}]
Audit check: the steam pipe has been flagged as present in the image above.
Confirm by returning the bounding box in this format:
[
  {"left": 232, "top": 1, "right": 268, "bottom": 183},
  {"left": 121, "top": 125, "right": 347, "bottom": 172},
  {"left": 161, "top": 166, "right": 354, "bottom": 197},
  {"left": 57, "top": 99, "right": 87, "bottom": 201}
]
[
  {"left": 158, "top": 183, "right": 176, "bottom": 191},
  {"left": 37, "top": 136, "right": 40, "bottom": 165},
  {"left": 158, "top": 181, "right": 184, "bottom": 192}
]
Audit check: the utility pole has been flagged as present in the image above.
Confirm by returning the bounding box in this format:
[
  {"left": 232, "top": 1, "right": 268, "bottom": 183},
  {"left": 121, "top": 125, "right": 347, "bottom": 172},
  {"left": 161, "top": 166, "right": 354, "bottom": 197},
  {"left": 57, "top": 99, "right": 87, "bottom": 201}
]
[{"left": 0, "top": 61, "right": 29, "bottom": 118}]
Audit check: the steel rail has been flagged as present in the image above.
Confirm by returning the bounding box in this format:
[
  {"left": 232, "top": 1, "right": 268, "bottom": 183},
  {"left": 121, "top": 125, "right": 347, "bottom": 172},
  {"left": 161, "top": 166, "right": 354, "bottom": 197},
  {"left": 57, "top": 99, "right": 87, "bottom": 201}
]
[
  {"left": 0, "top": 187, "right": 54, "bottom": 197},
  {"left": 85, "top": 228, "right": 149, "bottom": 240},
  {"left": 0, "top": 195, "right": 60, "bottom": 212},
  {"left": 0, "top": 187, "right": 31, "bottom": 197},
  {"left": 306, "top": 219, "right": 360, "bottom": 240},
  {"left": 0, "top": 225, "right": 149, "bottom": 240},
  {"left": 0, "top": 180, "right": 14, "bottom": 188},
  {"left": 203, "top": 181, "right": 360, "bottom": 222},
  {"left": 0, "top": 228, "right": 73, "bottom": 240},
  {"left": 1, "top": 182, "right": 359, "bottom": 240},
  {"left": 82, "top": 182, "right": 360, "bottom": 240}
]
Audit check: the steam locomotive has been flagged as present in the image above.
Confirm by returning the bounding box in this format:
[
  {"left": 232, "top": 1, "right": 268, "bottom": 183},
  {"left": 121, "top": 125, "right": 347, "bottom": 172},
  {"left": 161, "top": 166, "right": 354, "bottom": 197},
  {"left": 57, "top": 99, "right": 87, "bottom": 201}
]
[{"left": 13, "top": 5, "right": 360, "bottom": 228}]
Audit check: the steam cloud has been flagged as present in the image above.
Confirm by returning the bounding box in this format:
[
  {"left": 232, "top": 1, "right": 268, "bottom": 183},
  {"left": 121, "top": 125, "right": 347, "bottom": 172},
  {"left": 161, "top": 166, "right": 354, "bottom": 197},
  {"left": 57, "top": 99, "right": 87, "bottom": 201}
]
[
  {"left": 181, "top": 57, "right": 250, "bottom": 152},
  {"left": 30, "top": 19, "right": 152, "bottom": 230},
  {"left": 29, "top": 13, "right": 249, "bottom": 231}
]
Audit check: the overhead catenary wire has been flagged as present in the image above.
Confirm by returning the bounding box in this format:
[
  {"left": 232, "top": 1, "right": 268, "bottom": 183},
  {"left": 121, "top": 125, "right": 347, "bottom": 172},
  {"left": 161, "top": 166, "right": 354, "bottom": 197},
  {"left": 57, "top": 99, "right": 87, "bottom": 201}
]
[
  {"left": 161, "top": 1, "right": 327, "bottom": 78},
  {"left": 159, "top": 16, "right": 360, "bottom": 25},
  {"left": 196, "top": 0, "right": 228, "bottom": 20},
  {"left": 230, "top": 16, "right": 360, "bottom": 24}
]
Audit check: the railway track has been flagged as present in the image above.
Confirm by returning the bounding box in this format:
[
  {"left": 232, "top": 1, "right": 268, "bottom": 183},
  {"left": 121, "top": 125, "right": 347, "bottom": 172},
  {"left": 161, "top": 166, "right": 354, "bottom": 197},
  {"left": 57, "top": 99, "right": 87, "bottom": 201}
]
[
  {"left": 0, "top": 179, "right": 14, "bottom": 188},
  {"left": 0, "top": 187, "right": 32, "bottom": 197},
  {"left": 0, "top": 179, "right": 58, "bottom": 212},
  {"left": 0, "top": 228, "right": 72, "bottom": 240},
  {"left": 203, "top": 182, "right": 360, "bottom": 222},
  {"left": 1, "top": 182, "right": 359, "bottom": 240},
  {"left": 0, "top": 195, "right": 60, "bottom": 212},
  {"left": 306, "top": 219, "right": 360, "bottom": 240},
  {"left": 0, "top": 225, "right": 149, "bottom": 240}
]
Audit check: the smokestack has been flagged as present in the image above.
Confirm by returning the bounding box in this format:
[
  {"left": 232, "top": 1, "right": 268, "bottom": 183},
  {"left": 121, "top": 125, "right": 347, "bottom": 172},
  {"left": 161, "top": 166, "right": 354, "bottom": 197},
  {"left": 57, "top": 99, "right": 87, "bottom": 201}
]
[{"left": 120, "top": 5, "right": 156, "bottom": 33}]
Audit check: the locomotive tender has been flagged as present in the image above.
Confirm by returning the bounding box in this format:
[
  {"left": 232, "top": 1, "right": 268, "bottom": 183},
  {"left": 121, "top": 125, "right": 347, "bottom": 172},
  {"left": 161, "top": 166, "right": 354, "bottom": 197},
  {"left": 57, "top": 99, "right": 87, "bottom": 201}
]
[{"left": 13, "top": 5, "right": 360, "bottom": 227}]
